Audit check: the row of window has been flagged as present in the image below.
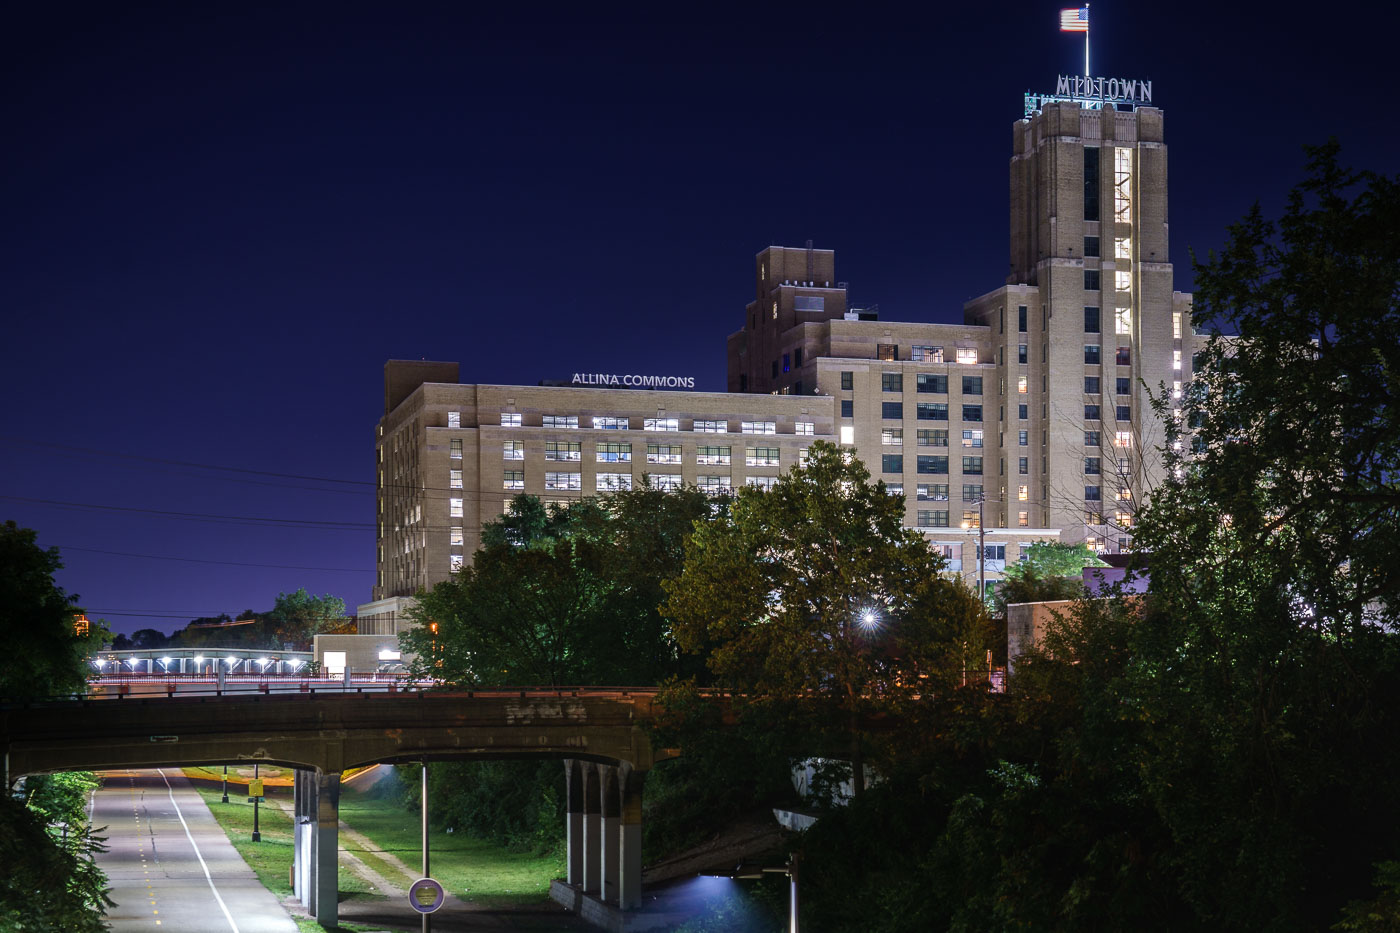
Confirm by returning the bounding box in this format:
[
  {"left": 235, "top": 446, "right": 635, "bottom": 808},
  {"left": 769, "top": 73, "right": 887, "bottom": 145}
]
[
  {"left": 876, "top": 373, "right": 984, "bottom": 395},
  {"left": 492, "top": 473, "right": 779, "bottom": 495},
  {"left": 1084, "top": 405, "right": 1133, "bottom": 421},
  {"left": 495, "top": 413, "right": 802, "bottom": 434},
  {"left": 871, "top": 345, "right": 980, "bottom": 364},
  {"left": 1081, "top": 345, "right": 1132, "bottom": 365},
  {"left": 837, "top": 401, "right": 984, "bottom": 422},
  {"left": 1082, "top": 306, "right": 1135, "bottom": 337},
  {"left": 505, "top": 441, "right": 787, "bottom": 465},
  {"left": 1083, "top": 377, "right": 1135, "bottom": 394},
  {"left": 882, "top": 455, "right": 985, "bottom": 475}
]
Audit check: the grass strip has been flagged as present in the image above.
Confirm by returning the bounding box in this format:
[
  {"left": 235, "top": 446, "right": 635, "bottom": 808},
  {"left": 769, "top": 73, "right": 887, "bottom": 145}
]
[{"left": 338, "top": 781, "right": 565, "bottom": 908}]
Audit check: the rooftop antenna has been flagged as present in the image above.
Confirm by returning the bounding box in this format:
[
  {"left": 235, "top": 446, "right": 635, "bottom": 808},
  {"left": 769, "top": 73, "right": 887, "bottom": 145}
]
[{"left": 805, "top": 239, "right": 814, "bottom": 283}]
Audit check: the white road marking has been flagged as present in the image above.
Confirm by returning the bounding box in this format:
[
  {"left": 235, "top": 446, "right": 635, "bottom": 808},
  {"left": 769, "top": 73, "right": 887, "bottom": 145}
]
[{"left": 156, "top": 768, "right": 241, "bottom": 933}]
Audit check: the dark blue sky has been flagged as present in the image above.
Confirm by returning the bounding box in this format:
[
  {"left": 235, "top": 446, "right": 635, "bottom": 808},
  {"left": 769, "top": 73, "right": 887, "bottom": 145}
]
[{"left": 5, "top": 1, "right": 1396, "bottom": 636}]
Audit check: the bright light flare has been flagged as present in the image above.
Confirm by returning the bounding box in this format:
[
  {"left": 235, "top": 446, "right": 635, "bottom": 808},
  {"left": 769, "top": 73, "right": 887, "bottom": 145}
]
[{"left": 859, "top": 608, "right": 880, "bottom": 630}]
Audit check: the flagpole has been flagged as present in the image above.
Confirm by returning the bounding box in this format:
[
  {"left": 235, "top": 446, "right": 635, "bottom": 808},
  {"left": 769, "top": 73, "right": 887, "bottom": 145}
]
[{"left": 1084, "top": 3, "right": 1090, "bottom": 77}]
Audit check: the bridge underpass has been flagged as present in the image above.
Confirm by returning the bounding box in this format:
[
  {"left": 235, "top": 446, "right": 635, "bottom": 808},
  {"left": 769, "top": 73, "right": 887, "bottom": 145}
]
[{"left": 1, "top": 689, "right": 684, "bottom": 929}]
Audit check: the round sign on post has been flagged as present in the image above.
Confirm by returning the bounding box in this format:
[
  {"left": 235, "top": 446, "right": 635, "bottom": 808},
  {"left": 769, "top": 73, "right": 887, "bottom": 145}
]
[{"left": 409, "top": 878, "right": 444, "bottom": 914}]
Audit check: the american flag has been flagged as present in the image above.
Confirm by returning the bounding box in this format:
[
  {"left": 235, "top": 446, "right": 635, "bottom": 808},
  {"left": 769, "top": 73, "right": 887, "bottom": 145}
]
[{"left": 1060, "top": 7, "right": 1089, "bottom": 31}]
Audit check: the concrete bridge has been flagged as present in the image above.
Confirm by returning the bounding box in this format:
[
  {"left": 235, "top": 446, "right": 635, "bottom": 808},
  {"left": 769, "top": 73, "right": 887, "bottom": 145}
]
[{"left": 0, "top": 688, "right": 687, "bottom": 928}]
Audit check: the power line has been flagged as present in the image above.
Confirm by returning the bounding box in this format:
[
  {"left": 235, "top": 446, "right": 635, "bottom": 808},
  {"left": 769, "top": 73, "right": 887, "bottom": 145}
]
[
  {"left": 0, "top": 495, "right": 374, "bottom": 529},
  {"left": 54, "top": 544, "right": 370, "bottom": 573}
]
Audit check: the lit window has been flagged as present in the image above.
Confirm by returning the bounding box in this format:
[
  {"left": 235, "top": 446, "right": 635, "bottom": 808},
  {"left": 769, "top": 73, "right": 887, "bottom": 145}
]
[
  {"left": 1173, "top": 380, "right": 1183, "bottom": 399},
  {"left": 1115, "top": 307, "right": 1131, "bottom": 335},
  {"left": 450, "top": 527, "right": 464, "bottom": 546},
  {"left": 746, "top": 476, "right": 778, "bottom": 490},
  {"left": 747, "top": 446, "right": 780, "bottom": 467},
  {"left": 593, "top": 416, "right": 628, "bottom": 430},
  {"left": 1019, "top": 430, "right": 1028, "bottom": 446},
  {"left": 1118, "top": 486, "right": 1132, "bottom": 501},
  {"left": 1086, "top": 510, "right": 1103, "bottom": 524},
  {"left": 884, "top": 483, "right": 903, "bottom": 496},
  {"left": 647, "top": 444, "right": 682, "bottom": 464},
  {"left": 1115, "top": 237, "right": 1130, "bottom": 260},
  {"left": 741, "top": 421, "right": 776, "bottom": 435},
  {"left": 772, "top": 300, "right": 777, "bottom": 319},
  {"left": 596, "top": 442, "right": 632, "bottom": 463},
  {"left": 1115, "top": 270, "right": 1132, "bottom": 292},
  {"left": 644, "top": 417, "right": 679, "bottom": 432},
  {"left": 503, "top": 441, "right": 523, "bottom": 460},
  {"left": 1018, "top": 484, "right": 1029, "bottom": 501},
  {"left": 1172, "top": 313, "right": 1182, "bottom": 338},
  {"left": 698, "top": 474, "right": 731, "bottom": 494},
  {"left": 647, "top": 473, "right": 682, "bottom": 491},
  {"left": 962, "top": 430, "right": 983, "bottom": 448},
  {"left": 795, "top": 421, "right": 815, "bottom": 436},
  {"left": 839, "top": 425, "right": 855, "bottom": 445},
  {"left": 1173, "top": 350, "right": 1182, "bottom": 370},
  {"left": 955, "top": 348, "right": 978, "bottom": 365},
  {"left": 450, "top": 555, "right": 464, "bottom": 572},
  {"left": 962, "top": 510, "right": 981, "bottom": 528},
  {"left": 1018, "top": 375, "right": 1027, "bottom": 394},
  {"left": 916, "top": 484, "right": 949, "bottom": 501},
  {"left": 1116, "top": 510, "right": 1133, "bottom": 527},
  {"left": 543, "top": 415, "right": 578, "bottom": 429},
  {"left": 693, "top": 419, "right": 727, "bottom": 433},
  {"left": 877, "top": 344, "right": 898, "bottom": 361},
  {"left": 501, "top": 412, "right": 522, "bottom": 427},
  {"left": 449, "top": 470, "right": 463, "bottom": 489},
  {"left": 1018, "top": 510, "right": 1029, "bottom": 527},
  {"left": 545, "top": 472, "right": 581, "bottom": 491},
  {"left": 450, "top": 439, "right": 463, "bottom": 459},
  {"left": 545, "top": 441, "right": 581, "bottom": 461},
  {"left": 597, "top": 472, "right": 632, "bottom": 491},
  {"left": 697, "top": 445, "right": 731, "bottom": 465},
  {"left": 882, "top": 428, "right": 903, "bottom": 446},
  {"left": 1115, "top": 431, "right": 1132, "bottom": 447},
  {"left": 501, "top": 474, "right": 522, "bottom": 493},
  {"left": 447, "top": 411, "right": 461, "bottom": 428}
]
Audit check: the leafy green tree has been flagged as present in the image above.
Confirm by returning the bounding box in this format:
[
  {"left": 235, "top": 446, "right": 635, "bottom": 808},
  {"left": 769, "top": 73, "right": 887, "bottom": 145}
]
[
  {"left": 663, "top": 441, "right": 990, "bottom": 796},
  {"left": 0, "top": 523, "right": 111, "bottom": 930},
  {"left": 403, "top": 486, "right": 717, "bottom": 686},
  {"left": 264, "top": 589, "right": 346, "bottom": 649},
  {"left": 0, "top": 521, "right": 108, "bottom": 698}
]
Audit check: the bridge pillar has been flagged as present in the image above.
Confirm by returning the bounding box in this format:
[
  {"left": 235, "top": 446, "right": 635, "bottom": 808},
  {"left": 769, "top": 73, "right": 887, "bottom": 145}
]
[
  {"left": 303, "top": 769, "right": 340, "bottom": 927},
  {"left": 600, "top": 766, "right": 621, "bottom": 903},
  {"left": 582, "top": 761, "right": 602, "bottom": 895},
  {"left": 293, "top": 769, "right": 312, "bottom": 905},
  {"left": 619, "top": 767, "right": 644, "bottom": 909},
  {"left": 564, "top": 759, "right": 584, "bottom": 886}
]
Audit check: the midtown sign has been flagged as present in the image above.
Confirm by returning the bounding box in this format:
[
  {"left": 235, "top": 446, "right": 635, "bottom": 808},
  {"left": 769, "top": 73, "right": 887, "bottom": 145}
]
[
  {"left": 1024, "top": 75, "right": 1154, "bottom": 117},
  {"left": 570, "top": 373, "right": 697, "bottom": 389}
]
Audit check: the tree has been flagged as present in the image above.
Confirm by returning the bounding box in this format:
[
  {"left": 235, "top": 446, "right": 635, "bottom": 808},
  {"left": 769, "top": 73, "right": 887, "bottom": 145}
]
[
  {"left": 663, "top": 441, "right": 990, "bottom": 796},
  {"left": 403, "top": 486, "right": 718, "bottom": 686},
  {"left": 0, "top": 524, "right": 111, "bottom": 930},
  {"left": 264, "top": 589, "right": 346, "bottom": 649},
  {"left": 0, "top": 521, "right": 108, "bottom": 698},
  {"left": 991, "top": 542, "right": 1103, "bottom": 618}
]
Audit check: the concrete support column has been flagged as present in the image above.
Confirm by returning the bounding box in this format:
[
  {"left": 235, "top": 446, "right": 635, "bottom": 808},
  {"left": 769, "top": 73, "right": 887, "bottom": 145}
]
[
  {"left": 600, "top": 766, "right": 621, "bottom": 903},
  {"left": 293, "top": 770, "right": 310, "bottom": 904},
  {"left": 564, "top": 759, "right": 584, "bottom": 886},
  {"left": 311, "top": 770, "right": 340, "bottom": 928},
  {"left": 619, "top": 767, "right": 645, "bottom": 910},
  {"left": 582, "top": 762, "right": 602, "bottom": 895}
]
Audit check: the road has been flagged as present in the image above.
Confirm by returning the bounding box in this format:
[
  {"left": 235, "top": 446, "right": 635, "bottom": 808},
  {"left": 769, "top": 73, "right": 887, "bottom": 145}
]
[{"left": 91, "top": 769, "right": 297, "bottom": 933}]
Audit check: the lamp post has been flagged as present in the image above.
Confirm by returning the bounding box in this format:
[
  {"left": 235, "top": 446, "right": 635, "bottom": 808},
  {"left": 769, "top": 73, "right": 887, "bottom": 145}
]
[
  {"left": 252, "top": 763, "right": 261, "bottom": 842},
  {"left": 961, "top": 495, "right": 986, "bottom": 605},
  {"left": 221, "top": 765, "right": 229, "bottom": 804}
]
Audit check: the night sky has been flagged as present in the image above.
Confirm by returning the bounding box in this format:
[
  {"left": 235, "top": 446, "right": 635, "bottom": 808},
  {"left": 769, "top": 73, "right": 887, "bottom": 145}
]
[{"left": 5, "top": 2, "right": 1396, "bottom": 636}]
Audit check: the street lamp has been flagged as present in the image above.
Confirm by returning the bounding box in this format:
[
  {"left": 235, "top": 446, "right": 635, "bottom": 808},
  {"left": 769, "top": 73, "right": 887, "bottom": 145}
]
[{"left": 858, "top": 608, "right": 879, "bottom": 630}]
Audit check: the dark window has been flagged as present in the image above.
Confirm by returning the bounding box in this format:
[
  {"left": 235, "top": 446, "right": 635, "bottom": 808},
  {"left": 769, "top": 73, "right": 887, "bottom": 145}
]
[
  {"left": 782, "top": 353, "right": 790, "bottom": 373},
  {"left": 917, "top": 374, "right": 948, "bottom": 393},
  {"left": 881, "top": 402, "right": 904, "bottom": 420},
  {"left": 841, "top": 400, "right": 853, "bottom": 418},
  {"left": 794, "top": 348, "right": 803, "bottom": 366},
  {"left": 1018, "top": 404, "right": 1028, "bottom": 420},
  {"left": 1084, "top": 430, "right": 1101, "bottom": 446},
  {"left": 917, "top": 403, "right": 948, "bottom": 421},
  {"left": 1085, "top": 485, "right": 1102, "bottom": 501},
  {"left": 962, "top": 456, "right": 983, "bottom": 475},
  {"left": 877, "top": 344, "right": 898, "bottom": 361},
  {"left": 1085, "top": 457, "right": 1101, "bottom": 475},
  {"left": 840, "top": 371, "right": 853, "bottom": 390},
  {"left": 1084, "top": 376, "right": 1100, "bottom": 394},
  {"left": 1085, "top": 404, "right": 1101, "bottom": 420},
  {"left": 771, "top": 359, "right": 779, "bottom": 378},
  {"left": 1018, "top": 344, "right": 1028, "bottom": 364},
  {"left": 1018, "top": 305, "right": 1028, "bottom": 333},
  {"left": 977, "top": 544, "right": 1007, "bottom": 562},
  {"left": 962, "top": 405, "right": 983, "bottom": 422},
  {"left": 1084, "top": 270, "right": 1101, "bottom": 291},
  {"left": 1116, "top": 405, "right": 1132, "bottom": 422},
  {"left": 1019, "top": 457, "right": 1029, "bottom": 474},
  {"left": 962, "top": 376, "right": 983, "bottom": 395},
  {"left": 881, "top": 454, "right": 903, "bottom": 474},
  {"left": 1019, "top": 430, "right": 1028, "bottom": 446},
  {"left": 794, "top": 380, "right": 803, "bottom": 395},
  {"left": 1084, "top": 307, "right": 1100, "bottom": 333},
  {"left": 1084, "top": 147, "right": 1100, "bottom": 221},
  {"left": 1116, "top": 347, "right": 1131, "bottom": 366},
  {"left": 1084, "top": 344, "right": 1101, "bottom": 364},
  {"left": 739, "top": 374, "right": 747, "bottom": 391},
  {"left": 1116, "top": 377, "right": 1132, "bottom": 395},
  {"left": 881, "top": 372, "right": 902, "bottom": 392},
  {"left": 1084, "top": 235, "right": 1100, "bottom": 257},
  {"left": 917, "top": 456, "right": 949, "bottom": 474}
]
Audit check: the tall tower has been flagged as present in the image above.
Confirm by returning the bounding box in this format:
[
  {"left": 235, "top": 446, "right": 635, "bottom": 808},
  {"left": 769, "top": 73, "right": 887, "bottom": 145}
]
[{"left": 969, "top": 100, "right": 1192, "bottom": 549}]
